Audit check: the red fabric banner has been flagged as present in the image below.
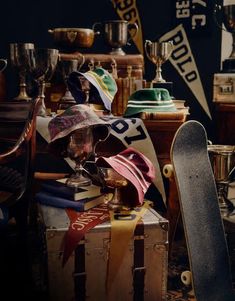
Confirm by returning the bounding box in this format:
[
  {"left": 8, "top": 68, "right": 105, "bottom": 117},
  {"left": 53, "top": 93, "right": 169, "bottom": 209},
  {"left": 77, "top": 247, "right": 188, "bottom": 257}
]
[{"left": 62, "top": 203, "right": 110, "bottom": 266}]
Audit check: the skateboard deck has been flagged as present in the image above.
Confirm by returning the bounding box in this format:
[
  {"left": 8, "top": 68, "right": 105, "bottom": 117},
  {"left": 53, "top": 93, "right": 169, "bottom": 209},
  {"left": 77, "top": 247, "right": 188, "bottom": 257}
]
[{"left": 171, "top": 120, "right": 235, "bottom": 301}]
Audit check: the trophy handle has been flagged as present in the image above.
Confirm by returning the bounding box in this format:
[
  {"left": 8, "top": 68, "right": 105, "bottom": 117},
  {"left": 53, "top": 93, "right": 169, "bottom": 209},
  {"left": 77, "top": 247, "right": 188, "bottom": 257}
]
[
  {"left": 166, "top": 41, "right": 174, "bottom": 61},
  {"left": 144, "top": 40, "right": 153, "bottom": 62},
  {"left": 127, "top": 22, "right": 139, "bottom": 45},
  {"left": 77, "top": 53, "right": 85, "bottom": 70},
  {"left": 92, "top": 22, "right": 101, "bottom": 35},
  {"left": 0, "top": 59, "right": 7, "bottom": 73}
]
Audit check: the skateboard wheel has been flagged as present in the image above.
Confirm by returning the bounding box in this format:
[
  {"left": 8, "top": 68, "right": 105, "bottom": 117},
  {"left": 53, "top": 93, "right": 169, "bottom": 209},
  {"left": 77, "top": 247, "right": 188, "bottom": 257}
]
[
  {"left": 163, "top": 164, "right": 173, "bottom": 178},
  {"left": 181, "top": 270, "right": 192, "bottom": 286}
]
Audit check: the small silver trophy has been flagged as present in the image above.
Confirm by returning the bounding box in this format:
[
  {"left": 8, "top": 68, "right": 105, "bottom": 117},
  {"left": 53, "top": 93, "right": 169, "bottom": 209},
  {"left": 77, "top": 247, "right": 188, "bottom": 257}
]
[
  {"left": 99, "top": 167, "right": 129, "bottom": 212},
  {"left": 145, "top": 40, "right": 173, "bottom": 83},
  {"left": 59, "top": 54, "right": 85, "bottom": 106},
  {"left": 10, "top": 43, "right": 34, "bottom": 100},
  {"left": 26, "top": 48, "right": 60, "bottom": 116},
  {"left": 208, "top": 144, "right": 235, "bottom": 216}
]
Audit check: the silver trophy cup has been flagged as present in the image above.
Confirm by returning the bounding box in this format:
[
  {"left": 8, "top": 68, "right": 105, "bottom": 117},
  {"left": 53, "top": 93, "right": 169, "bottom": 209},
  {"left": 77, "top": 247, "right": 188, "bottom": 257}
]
[
  {"left": 145, "top": 40, "right": 173, "bottom": 83},
  {"left": 208, "top": 144, "right": 235, "bottom": 215},
  {"left": 10, "top": 43, "right": 34, "bottom": 100},
  {"left": 93, "top": 20, "right": 138, "bottom": 55},
  {"left": 27, "top": 48, "right": 60, "bottom": 116}
]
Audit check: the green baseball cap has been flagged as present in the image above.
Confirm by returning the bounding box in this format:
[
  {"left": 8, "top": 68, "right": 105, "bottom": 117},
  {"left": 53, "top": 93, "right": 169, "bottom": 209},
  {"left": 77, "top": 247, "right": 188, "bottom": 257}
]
[{"left": 124, "top": 88, "right": 177, "bottom": 117}]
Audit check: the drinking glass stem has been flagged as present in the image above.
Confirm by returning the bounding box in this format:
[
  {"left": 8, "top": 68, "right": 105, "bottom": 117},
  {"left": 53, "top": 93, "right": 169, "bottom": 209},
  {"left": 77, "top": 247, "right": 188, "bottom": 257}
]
[
  {"left": 15, "top": 71, "right": 31, "bottom": 101},
  {"left": 112, "top": 188, "right": 122, "bottom": 204},
  {"left": 37, "top": 81, "right": 47, "bottom": 116},
  {"left": 84, "top": 90, "right": 90, "bottom": 105},
  {"left": 61, "top": 76, "right": 75, "bottom": 101},
  {"left": 74, "top": 163, "right": 84, "bottom": 177},
  {"left": 154, "top": 63, "right": 165, "bottom": 83}
]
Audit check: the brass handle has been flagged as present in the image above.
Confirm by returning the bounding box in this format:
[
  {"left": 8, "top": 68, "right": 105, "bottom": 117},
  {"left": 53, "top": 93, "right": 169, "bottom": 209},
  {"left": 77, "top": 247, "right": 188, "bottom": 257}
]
[
  {"left": 144, "top": 40, "right": 153, "bottom": 62},
  {"left": 127, "top": 22, "right": 139, "bottom": 45},
  {"left": 92, "top": 22, "right": 101, "bottom": 35}
]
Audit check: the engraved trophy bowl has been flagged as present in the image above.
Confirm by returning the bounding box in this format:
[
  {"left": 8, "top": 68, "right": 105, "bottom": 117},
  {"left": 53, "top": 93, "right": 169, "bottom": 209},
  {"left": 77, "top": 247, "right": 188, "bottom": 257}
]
[
  {"left": 10, "top": 43, "right": 34, "bottom": 101},
  {"left": 214, "top": 3, "right": 235, "bottom": 71},
  {"left": 208, "top": 144, "right": 235, "bottom": 215},
  {"left": 99, "top": 167, "right": 129, "bottom": 212},
  {"left": 59, "top": 54, "right": 85, "bottom": 109},
  {"left": 93, "top": 20, "right": 138, "bottom": 55},
  {"left": 145, "top": 40, "right": 173, "bottom": 83}
]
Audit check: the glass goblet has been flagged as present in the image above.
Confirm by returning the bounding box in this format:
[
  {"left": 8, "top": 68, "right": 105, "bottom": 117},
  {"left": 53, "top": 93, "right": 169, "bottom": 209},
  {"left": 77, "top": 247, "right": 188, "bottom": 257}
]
[
  {"left": 66, "top": 127, "right": 93, "bottom": 188},
  {"left": 27, "top": 48, "right": 59, "bottom": 116},
  {"left": 10, "top": 43, "right": 34, "bottom": 101},
  {"left": 99, "top": 167, "right": 129, "bottom": 211}
]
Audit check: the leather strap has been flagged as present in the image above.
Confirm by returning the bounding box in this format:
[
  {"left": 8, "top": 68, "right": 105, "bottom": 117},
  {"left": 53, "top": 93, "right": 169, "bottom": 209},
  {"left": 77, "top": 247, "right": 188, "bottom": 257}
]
[
  {"left": 73, "top": 240, "right": 86, "bottom": 301},
  {"left": 133, "top": 221, "right": 145, "bottom": 301}
]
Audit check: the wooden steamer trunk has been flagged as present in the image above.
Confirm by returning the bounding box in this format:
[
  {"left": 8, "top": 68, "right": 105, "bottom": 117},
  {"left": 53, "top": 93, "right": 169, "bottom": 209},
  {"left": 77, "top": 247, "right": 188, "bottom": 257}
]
[{"left": 39, "top": 205, "right": 168, "bottom": 301}]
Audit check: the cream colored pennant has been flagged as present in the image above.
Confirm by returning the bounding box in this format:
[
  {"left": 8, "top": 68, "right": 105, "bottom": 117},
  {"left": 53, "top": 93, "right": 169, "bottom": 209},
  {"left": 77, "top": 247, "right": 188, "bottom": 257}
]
[{"left": 160, "top": 24, "right": 211, "bottom": 119}]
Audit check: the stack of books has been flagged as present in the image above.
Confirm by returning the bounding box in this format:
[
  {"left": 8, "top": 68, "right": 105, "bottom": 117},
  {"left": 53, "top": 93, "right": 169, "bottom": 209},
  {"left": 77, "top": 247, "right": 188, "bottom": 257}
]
[{"left": 35, "top": 178, "right": 111, "bottom": 211}]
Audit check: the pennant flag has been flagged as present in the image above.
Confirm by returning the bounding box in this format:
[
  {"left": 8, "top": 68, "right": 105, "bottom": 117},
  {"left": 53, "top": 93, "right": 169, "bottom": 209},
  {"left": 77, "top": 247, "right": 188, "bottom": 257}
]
[
  {"left": 111, "top": 0, "right": 144, "bottom": 55},
  {"left": 62, "top": 204, "right": 110, "bottom": 266},
  {"left": 159, "top": 24, "right": 211, "bottom": 119}
]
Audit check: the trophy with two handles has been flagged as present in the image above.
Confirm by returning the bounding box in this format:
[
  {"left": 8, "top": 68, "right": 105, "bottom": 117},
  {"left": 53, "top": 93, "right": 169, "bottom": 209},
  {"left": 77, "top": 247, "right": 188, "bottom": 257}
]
[{"left": 145, "top": 39, "right": 174, "bottom": 93}]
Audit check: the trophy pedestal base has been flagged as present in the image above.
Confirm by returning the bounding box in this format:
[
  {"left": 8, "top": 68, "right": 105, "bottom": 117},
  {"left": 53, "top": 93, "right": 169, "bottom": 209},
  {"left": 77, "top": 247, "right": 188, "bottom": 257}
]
[
  {"left": 222, "top": 59, "right": 235, "bottom": 73},
  {"left": 151, "top": 81, "right": 173, "bottom": 97}
]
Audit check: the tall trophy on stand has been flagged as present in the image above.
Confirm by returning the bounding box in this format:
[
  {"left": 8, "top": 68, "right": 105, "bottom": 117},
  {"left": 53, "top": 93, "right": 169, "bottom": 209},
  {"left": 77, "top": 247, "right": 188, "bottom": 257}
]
[
  {"left": 215, "top": 1, "right": 235, "bottom": 72},
  {"left": 10, "top": 43, "right": 34, "bottom": 100},
  {"left": 145, "top": 40, "right": 174, "bottom": 93},
  {"left": 58, "top": 54, "right": 85, "bottom": 110},
  {"left": 27, "top": 48, "right": 59, "bottom": 116}
]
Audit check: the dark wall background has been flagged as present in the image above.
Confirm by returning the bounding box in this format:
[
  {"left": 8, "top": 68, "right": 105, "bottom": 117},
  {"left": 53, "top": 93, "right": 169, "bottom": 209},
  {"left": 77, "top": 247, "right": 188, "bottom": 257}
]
[{"left": 0, "top": 0, "right": 222, "bottom": 141}]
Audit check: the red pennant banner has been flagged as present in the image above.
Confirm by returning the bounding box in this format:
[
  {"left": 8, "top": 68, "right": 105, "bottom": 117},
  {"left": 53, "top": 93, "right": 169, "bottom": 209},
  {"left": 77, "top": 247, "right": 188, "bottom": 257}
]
[{"left": 62, "top": 203, "right": 110, "bottom": 266}]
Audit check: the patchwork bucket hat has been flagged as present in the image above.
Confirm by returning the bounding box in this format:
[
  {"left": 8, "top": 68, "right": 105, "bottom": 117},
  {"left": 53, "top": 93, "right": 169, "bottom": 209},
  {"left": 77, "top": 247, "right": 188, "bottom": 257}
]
[
  {"left": 68, "top": 67, "right": 118, "bottom": 111},
  {"left": 96, "top": 147, "right": 155, "bottom": 206},
  {"left": 124, "top": 88, "right": 177, "bottom": 117},
  {"left": 48, "top": 104, "right": 110, "bottom": 145}
]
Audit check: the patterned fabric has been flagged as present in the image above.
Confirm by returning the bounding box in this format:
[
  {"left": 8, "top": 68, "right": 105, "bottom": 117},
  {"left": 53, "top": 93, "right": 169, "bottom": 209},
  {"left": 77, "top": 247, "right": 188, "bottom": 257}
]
[
  {"left": 68, "top": 67, "right": 118, "bottom": 111},
  {"left": 124, "top": 88, "right": 177, "bottom": 117},
  {"left": 37, "top": 115, "right": 167, "bottom": 206},
  {"left": 96, "top": 147, "right": 155, "bottom": 206},
  {"left": 48, "top": 104, "right": 109, "bottom": 143}
]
